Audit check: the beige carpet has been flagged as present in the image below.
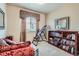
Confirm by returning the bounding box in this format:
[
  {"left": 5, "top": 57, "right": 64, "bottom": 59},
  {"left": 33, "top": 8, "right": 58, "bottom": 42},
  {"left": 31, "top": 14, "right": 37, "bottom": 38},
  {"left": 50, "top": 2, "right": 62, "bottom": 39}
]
[{"left": 37, "top": 41, "right": 72, "bottom": 56}]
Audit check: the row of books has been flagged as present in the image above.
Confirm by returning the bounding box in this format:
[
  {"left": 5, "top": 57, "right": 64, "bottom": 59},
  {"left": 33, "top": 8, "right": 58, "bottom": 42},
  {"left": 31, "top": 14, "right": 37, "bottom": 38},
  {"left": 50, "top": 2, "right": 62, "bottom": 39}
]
[
  {"left": 49, "top": 37, "right": 75, "bottom": 46},
  {"left": 50, "top": 32, "right": 76, "bottom": 40},
  {"left": 66, "top": 34, "right": 75, "bottom": 40},
  {"left": 62, "top": 45, "right": 75, "bottom": 54},
  {"left": 61, "top": 39, "right": 75, "bottom": 46},
  {"left": 50, "top": 32, "right": 62, "bottom": 37}
]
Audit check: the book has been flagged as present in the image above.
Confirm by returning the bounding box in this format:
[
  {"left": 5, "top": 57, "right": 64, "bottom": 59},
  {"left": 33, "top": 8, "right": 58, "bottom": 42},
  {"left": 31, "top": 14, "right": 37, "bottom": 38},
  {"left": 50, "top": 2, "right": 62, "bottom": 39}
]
[
  {"left": 53, "top": 38, "right": 61, "bottom": 46},
  {"left": 65, "top": 46, "right": 70, "bottom": 51},
  {"left": 71, "top": 34, "right": 75, "bottom": 40},
  {"left": 66, "top": 40, "right": 70, "bottom": 45},
  {"left": 71, "top": 47, "right": 74, "bottom": 54},
  {"left": 49, "top": 38, "right": 54, "bottom": 44},
  {"left": 62, "top": 39, "right": 66, "bottom": 45},
  {"left": 51, "top": 32, "right": 62, "bottom": 37},
  {"left": 62, "top": 45, "right": 66, "bottom": 49},
  {"left": 66, "top": 34, "right": 71, "bottom": 39},
  {"left": 70, "top": 41, "right": 75, "bottom": 46}
]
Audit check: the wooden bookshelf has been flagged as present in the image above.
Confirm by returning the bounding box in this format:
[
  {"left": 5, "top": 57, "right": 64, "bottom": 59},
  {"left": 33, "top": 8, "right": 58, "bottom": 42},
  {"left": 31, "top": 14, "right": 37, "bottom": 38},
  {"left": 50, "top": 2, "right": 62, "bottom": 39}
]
[{"left": 48, "top": 30, "right": 79, "bottom": 56}]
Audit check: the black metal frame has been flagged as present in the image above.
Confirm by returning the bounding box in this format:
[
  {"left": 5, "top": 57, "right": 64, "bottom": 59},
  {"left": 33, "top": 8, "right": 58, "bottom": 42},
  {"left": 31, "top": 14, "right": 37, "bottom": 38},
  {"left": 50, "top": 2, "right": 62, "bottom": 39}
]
[{"left": 32, "top": 25, "right": 47, "bottom": 46}]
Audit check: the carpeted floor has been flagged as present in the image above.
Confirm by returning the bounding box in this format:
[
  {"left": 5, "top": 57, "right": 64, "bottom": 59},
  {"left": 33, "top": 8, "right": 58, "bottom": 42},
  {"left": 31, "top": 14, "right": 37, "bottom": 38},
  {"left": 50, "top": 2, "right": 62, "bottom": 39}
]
[{"left": 37, "top": 41, "right": 72, "bottom": 56}]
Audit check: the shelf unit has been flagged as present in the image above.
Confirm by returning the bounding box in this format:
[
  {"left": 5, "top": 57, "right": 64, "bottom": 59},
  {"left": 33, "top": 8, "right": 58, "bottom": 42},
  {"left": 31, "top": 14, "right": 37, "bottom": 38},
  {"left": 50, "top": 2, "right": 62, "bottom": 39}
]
[{"left": 48, "top": 30, "right": 79, "bottom": 56}]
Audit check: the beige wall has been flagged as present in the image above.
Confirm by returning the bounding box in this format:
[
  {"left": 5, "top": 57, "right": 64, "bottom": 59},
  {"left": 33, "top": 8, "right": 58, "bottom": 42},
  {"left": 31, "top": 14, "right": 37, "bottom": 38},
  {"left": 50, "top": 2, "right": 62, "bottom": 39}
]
[
  {"left": 6, "top": 5, "right": 45, "bottom": 42},
  {"left": 0, "top": 3, "right": 7, "bottom": 38},
  {"left": 6, "top": 5, "right": 21, "bottom": 42},
  {"left": 46, "top": 3, "right": 79, "bottom": 31}
]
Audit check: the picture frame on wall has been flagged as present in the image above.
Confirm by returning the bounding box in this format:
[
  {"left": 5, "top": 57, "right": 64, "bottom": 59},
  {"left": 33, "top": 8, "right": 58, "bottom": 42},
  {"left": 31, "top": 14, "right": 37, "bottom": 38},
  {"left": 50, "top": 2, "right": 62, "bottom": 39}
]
[
  {"left": 55, "top": 16, "right": 70, "bottom": 30},
  {"left": 0, "top": 8, "right": 5, "bottom": 29}
]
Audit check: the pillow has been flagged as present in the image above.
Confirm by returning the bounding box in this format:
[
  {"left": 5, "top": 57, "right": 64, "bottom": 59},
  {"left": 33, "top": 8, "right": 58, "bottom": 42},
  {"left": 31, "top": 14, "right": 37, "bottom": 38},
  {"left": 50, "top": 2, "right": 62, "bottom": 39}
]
[
  {"left": 25, "top": 41, "right": 31, "bottom": 46},
  {"left": 4, "top": 39, "right": 17, "bottom": 45},
  {"left": 5, "top": 36, "right": 13, "bottom": 40},
  {"left": 0, "top": 39, "right": 9, "bottom": 46}
]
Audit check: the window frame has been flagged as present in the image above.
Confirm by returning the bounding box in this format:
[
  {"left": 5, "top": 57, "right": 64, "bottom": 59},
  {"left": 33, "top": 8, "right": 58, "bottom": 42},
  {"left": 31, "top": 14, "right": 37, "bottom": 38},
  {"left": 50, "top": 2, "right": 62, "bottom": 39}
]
[{"left": 26, "top": 16, "right": 37, "bottom": 32}]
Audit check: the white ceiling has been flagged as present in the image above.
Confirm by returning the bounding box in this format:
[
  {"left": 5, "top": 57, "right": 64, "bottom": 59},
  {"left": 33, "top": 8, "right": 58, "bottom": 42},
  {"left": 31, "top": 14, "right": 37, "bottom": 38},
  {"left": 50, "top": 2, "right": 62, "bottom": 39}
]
[{"left": 8, "top": 3, "right": 63, "bottom": 14}]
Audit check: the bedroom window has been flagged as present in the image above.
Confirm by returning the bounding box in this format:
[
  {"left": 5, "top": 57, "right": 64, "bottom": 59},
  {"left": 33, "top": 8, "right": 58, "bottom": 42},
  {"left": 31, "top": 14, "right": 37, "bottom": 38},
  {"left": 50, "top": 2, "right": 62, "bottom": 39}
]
[{"left": 26, "top": 16, "right": 36, "bottom": 32}]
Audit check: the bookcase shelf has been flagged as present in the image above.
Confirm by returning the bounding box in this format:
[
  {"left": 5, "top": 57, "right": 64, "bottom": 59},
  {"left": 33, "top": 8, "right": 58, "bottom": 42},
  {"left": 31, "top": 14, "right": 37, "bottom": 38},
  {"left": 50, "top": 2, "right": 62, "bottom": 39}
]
[{"left": 48, "top": 30, "right": 79, "bottom": 56}]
